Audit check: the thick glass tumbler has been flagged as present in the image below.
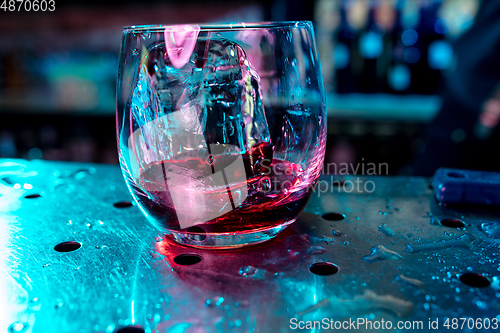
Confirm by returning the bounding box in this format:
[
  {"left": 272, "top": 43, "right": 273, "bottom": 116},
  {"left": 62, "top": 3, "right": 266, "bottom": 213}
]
[{"left": 116, "top": 22, "right": 326, "bottom": 248}]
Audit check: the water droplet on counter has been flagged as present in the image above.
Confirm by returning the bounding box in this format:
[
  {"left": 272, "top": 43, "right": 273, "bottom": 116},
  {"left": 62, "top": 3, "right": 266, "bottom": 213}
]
[
  {"left": 239, "top": 265, "right": 257, "bottom": 276},
  {"left": 398, "top": 274, "right": 426, "bottom": 293},
  {"left": 73, "top": 168, "right": 95, "bottom": 180},
  {"left": 480, "top": 222, "right": 500, "bottom": 239},
  {"left": 8, "top": 322, "right": 29, "bottom": 333},
  {"left": 427, "top": 217, "right": 439, "bottom": 226},
  {"left": 165, "top": 323, "right": 190, "bottom": 333},
  {"left": 320, "top": 236, "right": 336, "bottom": 245},
  {"left": 105, "top": 324, "right": 116, "bottom": 333},
  {"left": 28, "top": 297, "right": 40, "bottom": 308},
  {"left": 55, "top": 299, "right": 64, "bottom": 308},
  {"left": 406, "top": 233, "right": 475, "bottom": 253},
  {"left": 2, "top": 170, "right": 36, "bottom": 187},
  {"left": 306, "top": 246, "right": 327, "bottom": 255},
  {"left": 205, "top": 296, "right": 224, "bottom": 307},
  {"left": 363, "top": 245, "right": 402, "bottom": 263},
  {"left": 42, "top": 263, "right": 51, "bottom": 268},
  {"left": 332, "top": 229, "right": 343, "bottom": 237},
  {"left": 378, "top": 225, "right": 395, "bottom": 237}
]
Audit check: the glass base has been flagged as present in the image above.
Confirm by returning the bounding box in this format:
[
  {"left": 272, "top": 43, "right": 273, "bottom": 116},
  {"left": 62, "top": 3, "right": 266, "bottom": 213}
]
[{"left": 166, "top": 221, "right": 295, "bottom": 249}]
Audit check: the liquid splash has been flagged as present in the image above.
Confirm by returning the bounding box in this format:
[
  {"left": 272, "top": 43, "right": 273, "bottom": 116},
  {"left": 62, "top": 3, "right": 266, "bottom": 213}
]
[
  {"left": 297, "top": 290, "right": 413, "bottom": 318},
  {"left": 480, "top": 222, "right": 500, "bottom": 239},
  {"left": 378, "top": 225, "right": 395, "bottom": 237},
  {"left": 8, "top": 322, "right": 29, "bottom": 333},
  {"left": 306, "top": 246, "right": 327, "bottom": 255},
  {"left": 239, "top": 265, "right": 258, "bottom": 276},
  {"left": 397, "top": 274, "right": 426, "bottom": 294},
  {"left": 406, "top": 233, "right": 476, "bottom": 253},
  {"left": 205, "top": 296, "right": 225, "bottom": 307},
  {"left": 167, "top": 322, "right": 192, "bottom": 333},
  {"left": 363, "top": 245, "right": 402, "bottom": 263}
]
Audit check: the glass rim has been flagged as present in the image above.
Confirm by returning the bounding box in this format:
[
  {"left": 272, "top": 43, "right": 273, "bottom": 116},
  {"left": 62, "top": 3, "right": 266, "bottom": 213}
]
[{"left": 123, "top": 21, "right": 312, "bottom": 32}]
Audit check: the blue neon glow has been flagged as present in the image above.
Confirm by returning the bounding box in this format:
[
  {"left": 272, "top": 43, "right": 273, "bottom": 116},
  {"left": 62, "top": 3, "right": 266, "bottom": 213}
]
[
  {"left": 428, "top": 40, "right": 453, "bottom": 69},
  {"left": 401, "top": 29, "right": 418, "bottom": 46},
  {"left": 334, "top": 43, "right": 350, "bottom": 69},
  {"left": 359, "top": 32, "right": 383, "bottom": 59},
  {"left": 434, "top": 18, "right": 450, "bottom": 34},
  {"left": 404, "top": 47, "right": 421, "bottom": 63},
  {"left": 388, "top": 65, "right": 410, "bottom": 91}
]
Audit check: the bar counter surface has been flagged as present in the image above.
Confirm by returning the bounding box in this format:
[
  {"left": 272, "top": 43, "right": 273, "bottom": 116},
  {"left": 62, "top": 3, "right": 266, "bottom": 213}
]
[{"left": 0, "top": 159, "right": 499, "bottom": 332}]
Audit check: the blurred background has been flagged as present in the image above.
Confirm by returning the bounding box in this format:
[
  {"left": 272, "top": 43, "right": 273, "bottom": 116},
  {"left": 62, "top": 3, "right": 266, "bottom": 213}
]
[{"left": 0, "top": 0, "right": 486, "bottom": 175}]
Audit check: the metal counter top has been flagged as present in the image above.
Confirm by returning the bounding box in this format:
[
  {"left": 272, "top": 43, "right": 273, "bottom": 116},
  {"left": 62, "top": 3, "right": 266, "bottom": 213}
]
[{"left": 1, "top": 159, "right": 499, "bottom": 332}]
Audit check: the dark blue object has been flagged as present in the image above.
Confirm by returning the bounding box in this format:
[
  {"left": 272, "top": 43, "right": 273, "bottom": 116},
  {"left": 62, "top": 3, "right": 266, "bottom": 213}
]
[{"left": 433, "top": 168, "right": 500, "bottom": 205}]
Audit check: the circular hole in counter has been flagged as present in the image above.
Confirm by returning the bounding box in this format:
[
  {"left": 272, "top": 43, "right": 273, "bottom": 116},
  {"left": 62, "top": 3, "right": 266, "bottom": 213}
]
[
  {"left": 459, "top": 273, "right": 490, "bottom": 288},
  {"left": 54, "top": 241, "right": 82, "bottom": 253},
  {"left": 440, "top": 218, "right": 465, "bottom": 228},
  {"left": 24, "top": 194, "right": 41, "bottom": 199},
  {"left": 174, "top": 253, "right": 202, "bottom": 266},
  {"left": 322, "top": 213, "right": 345, "bottom": 221},
  {"left": 309, "top": 262, "right": 339, "bottom": 276},
  {"left": 114, "top": 201, "right": 133, "bottom": 208},
  {"left": 115, "top": 326, "right": 145, "bottom": 333}
]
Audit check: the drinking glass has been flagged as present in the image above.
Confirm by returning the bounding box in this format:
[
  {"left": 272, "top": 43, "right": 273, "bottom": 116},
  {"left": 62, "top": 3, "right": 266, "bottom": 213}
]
[{"left": 116, "top": 21, "right": 326, "bottom": 248}]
